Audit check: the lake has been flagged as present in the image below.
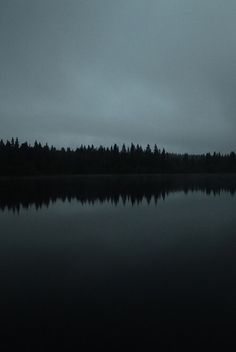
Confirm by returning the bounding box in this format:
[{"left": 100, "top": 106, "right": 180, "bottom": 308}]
[{"left": 0, "top": 175, "right": 236, "bottom": 349}]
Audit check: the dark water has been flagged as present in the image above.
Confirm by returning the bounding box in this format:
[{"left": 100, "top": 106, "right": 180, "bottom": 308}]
[{"left": 1, "top": 175, "right": 236, "bottom": 350}]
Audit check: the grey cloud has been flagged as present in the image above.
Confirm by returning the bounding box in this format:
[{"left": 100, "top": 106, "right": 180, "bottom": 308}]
[{"left": 0, "top": 0, "right": 236, "bottom": 152}]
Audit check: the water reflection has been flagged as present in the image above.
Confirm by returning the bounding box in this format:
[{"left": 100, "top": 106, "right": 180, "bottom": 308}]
[
  {"left": 0, "top": 174, "right": 236, "bottom": 212},
  {"left": 1, "top": 175, "right": 236, "bottom": 348}
]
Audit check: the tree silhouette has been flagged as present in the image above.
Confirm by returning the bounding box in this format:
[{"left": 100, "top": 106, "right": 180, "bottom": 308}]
[{"left": 0, "top": 138, "right": 235, "bottom": 176}]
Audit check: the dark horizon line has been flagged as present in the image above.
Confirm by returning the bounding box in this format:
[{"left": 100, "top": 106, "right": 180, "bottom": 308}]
[
  {"left": 1, "top": 137, "right": 235, "bottom": 156},
  {"left": 1, "top": 137, "right": 236, "bottom": 176}
]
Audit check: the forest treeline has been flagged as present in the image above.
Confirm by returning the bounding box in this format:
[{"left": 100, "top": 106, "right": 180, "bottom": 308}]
[{"left": 0, "top": 138, "right": 236, "bottom": 175}]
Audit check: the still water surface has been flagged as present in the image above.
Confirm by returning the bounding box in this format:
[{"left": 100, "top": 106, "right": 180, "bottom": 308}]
[{"left": 0, "top": 175, "right": 236, "bottom": 348}]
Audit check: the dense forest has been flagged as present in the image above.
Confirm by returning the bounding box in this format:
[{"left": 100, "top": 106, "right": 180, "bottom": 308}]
[{"left": 0, "top": 138, "right": 236, "bottom": 175}]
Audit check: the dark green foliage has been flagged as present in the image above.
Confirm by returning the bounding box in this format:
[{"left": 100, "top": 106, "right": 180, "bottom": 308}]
[{"left": 0, "top": 138, "right": 235, "bottom": 176}]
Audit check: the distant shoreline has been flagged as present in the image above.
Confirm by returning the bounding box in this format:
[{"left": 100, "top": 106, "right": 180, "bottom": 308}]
[{"left": 1, "top": 138, "right": 236, "bottom": 176}]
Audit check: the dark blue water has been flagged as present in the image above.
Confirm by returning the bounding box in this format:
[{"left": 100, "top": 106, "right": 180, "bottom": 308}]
[{"left": 0, "top": 175, "right": 236, "bottom": 350}]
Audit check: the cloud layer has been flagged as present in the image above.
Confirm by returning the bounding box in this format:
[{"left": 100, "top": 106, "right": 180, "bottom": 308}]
[{"left": 1, "top": 0, "right": 236, "bottom": 152}]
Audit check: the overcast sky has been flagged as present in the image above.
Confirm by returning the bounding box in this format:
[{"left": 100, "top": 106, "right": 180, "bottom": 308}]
[{"left": 0, "top": 0, "right": 236, "bottom": 152}]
